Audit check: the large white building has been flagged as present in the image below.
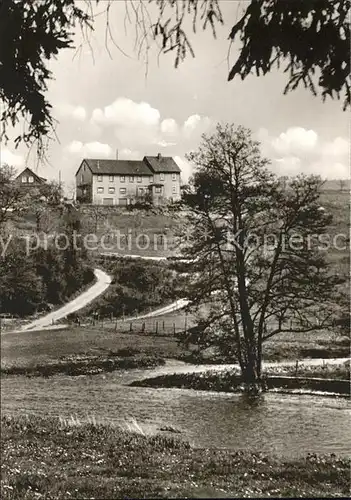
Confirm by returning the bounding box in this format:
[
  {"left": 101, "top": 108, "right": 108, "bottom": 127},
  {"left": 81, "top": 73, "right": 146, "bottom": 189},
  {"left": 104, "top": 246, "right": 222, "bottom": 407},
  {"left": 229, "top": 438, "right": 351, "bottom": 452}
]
[{"left": 75, "top": 154, "right": 181, "bottom": 206}]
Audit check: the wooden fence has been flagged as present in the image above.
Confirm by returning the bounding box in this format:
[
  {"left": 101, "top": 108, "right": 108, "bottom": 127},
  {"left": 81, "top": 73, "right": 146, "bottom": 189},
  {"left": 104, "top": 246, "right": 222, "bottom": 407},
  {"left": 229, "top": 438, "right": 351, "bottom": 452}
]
[{"left": 76, "top": 313, "right": 194, "bottom": 337}]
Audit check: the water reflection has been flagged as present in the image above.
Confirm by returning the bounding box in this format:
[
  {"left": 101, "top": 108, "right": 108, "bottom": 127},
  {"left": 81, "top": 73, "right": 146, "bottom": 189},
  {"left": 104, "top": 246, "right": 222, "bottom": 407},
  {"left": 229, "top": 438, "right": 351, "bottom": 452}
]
[{"left": 1, "top": 364, "right": 350, "bottom": 458}]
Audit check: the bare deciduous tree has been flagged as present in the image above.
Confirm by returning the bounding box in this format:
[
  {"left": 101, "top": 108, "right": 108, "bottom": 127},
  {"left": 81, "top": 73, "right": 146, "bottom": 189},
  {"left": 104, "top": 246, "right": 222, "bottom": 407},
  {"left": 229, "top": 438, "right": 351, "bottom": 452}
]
[{"left": 181, "top": 124, "right": 344, "bottom": 394}]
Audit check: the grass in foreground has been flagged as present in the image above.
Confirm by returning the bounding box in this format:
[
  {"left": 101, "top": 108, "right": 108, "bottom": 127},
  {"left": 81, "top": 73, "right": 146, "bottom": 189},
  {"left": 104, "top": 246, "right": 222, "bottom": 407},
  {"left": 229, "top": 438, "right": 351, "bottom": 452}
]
[{"left": 1, "top": 415, "right": 349, "bottom": 499}]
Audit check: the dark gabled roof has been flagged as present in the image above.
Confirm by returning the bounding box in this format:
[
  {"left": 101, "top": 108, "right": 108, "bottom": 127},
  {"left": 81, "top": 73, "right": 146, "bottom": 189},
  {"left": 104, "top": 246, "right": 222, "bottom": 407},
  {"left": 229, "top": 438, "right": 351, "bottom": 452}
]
[
  {"left": 15, "top": 167, "right": 46, "bottom": 184},
  {"left": 83, "top": 159, "right": 152, "bottom": 176},
  {"left": 143, "top": 155, "right": 181, "bottom": 173}
]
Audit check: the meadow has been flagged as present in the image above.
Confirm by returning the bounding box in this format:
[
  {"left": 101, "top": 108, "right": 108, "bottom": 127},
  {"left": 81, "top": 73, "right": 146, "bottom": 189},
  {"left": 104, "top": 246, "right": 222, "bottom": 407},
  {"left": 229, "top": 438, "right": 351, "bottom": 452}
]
[{"left": 2, "top": 415, "right": 349, "bottom": 499}]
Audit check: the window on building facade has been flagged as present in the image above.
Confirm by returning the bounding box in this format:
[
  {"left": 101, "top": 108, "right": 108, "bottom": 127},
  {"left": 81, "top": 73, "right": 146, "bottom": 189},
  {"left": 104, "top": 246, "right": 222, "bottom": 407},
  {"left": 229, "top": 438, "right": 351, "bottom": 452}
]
[
  {"left": 97, "top": 175, "right": 102, "bottom": 182},
  {"left": 137, "top": 176, "right": 142, "bottom": 183},
  {"left": 120, "top": 175, "right": 125, "bottom": 183},
  {"left": 109, "top": 175, "right": 114, "bottom": 182},
  {"left": 22, "top": 176, "right": 27, "bottom": 183},
  {"left": 119, "top": 188, "right": 126, "bottom": 194},
  {"left": 97, "top": 187, "right": 104, "bottom": 193},
  {"left": 28, "top": 176, "right": 34, "bottom": 183},
  {"left": 155, "top": 187, "right": 162, "bottom": 194},
  {"left": 160, "top": 173, "right": 165, "bottom": 181},
  {"left": 149, "top": 176, "right": 154, "bottom": 183},
  {"left": 172, "top": 186, "right": 177, "bottom": 193},
  {"left": 172, "top": 173, "right": 177, "bottom": 181},
  {"left": 108, "top": 187, "right": 115, "bottom": 194},
  {"left": 129, "top": 176, "right": 134, "bottom": 183}
]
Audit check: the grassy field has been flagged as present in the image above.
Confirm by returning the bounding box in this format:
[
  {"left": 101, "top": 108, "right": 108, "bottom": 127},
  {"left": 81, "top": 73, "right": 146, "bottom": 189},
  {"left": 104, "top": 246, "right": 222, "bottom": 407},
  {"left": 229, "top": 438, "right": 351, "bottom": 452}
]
[
  {"left": 1, "top": 415, "right": 349, "bottom": 499},
  {"left": 0, "top": 327, "right": 188, "bottom": 371},
  {"left": 2, "top": 316, "right": 349, "bottom": 374}
]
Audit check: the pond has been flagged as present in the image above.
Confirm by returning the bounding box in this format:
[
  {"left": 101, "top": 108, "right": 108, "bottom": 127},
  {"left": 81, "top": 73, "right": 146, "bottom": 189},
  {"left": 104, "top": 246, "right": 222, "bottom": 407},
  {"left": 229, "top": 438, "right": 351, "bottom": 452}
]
[{"left": 1, "top": 360, "right": 350, "bottom": 458}]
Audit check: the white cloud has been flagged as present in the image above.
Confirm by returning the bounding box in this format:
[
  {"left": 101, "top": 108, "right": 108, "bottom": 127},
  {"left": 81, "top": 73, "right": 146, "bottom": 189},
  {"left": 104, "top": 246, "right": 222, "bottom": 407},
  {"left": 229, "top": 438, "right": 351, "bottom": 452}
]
[
  {"left": 257, "top": 127, "right": 349, "bottom": 179},
  {"left": 182, "top": 114, "right": 212, "bottom": 139},
  {"left": 322, "top": 137, "right": 349, "bottom": 158},
  {"left": 0, "top": 148, "right": 24, "bottom": 167},
  {"left": 92, "top": 98, "right": 163, "bottom": 149},
  {"left": 57, "top": 104, "right": 87, "bottom": 121},
  {"left": 66, "top": 141, "right": 112, "bottom": 157},
  {"left": 89, "top": 97, "right": 215, "bottom": 153},
  {"left": 161, "top": 118, "right": 178, "bottom": 137},
  {"left": 271, "top": 127, "right": 318, "bottom": 155},
  {"left": 92, "top": 98, "right": 160, "bottom": 127}
]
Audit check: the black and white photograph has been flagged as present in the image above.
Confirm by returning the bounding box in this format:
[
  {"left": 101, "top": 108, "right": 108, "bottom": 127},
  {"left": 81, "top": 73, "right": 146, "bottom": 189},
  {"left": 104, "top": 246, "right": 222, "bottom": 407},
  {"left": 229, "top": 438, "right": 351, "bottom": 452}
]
[{"left": 0, "top": 0, "right": 350, "bottom": 498}]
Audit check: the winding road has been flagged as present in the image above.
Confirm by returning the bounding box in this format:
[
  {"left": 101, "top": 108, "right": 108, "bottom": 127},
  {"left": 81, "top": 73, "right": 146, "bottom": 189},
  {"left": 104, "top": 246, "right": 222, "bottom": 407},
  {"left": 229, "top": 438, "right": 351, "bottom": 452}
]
[
  {"left": 11, "top": 269, "right": 112, "bottom": 333},
  {"left": 3, "top": 256, "right": 189, "bottom": 334}
]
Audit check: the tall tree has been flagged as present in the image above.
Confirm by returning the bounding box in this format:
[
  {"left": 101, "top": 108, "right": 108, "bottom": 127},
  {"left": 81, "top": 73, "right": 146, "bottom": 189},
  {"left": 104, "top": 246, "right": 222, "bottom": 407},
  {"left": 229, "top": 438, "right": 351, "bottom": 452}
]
[
  {"left": 0, "top": 0, "right": 349, "bottom": 154},
  {"left": 181, "top": 124, "right": 343, "bottom": 393}
]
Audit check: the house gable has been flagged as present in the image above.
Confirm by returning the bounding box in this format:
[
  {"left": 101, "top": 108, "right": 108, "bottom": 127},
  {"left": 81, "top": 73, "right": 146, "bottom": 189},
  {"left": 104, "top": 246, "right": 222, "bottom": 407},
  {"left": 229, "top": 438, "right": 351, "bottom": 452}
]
[
  {"left": 16, "top": 167, "right": 46, "bottom": 185},
  {"left": 143, "top": 155, "right": 181, "bottom": 173},
  {"left": 75, "top": 160, "right": 93, "bottom": 178}
]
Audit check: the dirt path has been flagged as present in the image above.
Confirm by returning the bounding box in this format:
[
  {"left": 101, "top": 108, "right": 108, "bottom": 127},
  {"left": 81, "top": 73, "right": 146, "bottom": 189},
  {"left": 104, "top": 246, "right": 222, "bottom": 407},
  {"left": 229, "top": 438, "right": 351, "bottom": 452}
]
[
  {"left": 124, "top": 298, "right": 190, "bottom": 322},
  {"left": 16, "top": 269, "right": 112, "bottom": 333}
]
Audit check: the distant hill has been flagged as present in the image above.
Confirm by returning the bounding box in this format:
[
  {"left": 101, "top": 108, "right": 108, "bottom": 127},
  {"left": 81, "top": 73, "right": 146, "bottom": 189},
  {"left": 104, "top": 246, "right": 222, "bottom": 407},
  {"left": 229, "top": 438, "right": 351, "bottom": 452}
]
[{"left": 322, "top": 179, "right": 350, "bottom": 191}]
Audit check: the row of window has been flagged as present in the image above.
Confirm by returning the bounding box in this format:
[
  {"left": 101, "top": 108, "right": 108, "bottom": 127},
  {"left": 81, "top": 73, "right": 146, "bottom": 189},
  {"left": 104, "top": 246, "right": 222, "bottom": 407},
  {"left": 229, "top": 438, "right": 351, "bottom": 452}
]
[
  {"left": 21, "top": 176, "right": 34, "bottom": 183},
  {"left": 96, "top": 186, "right": 177, "bottom": 195},
  {"left": 96, "top": 173, "right": 178, "bottom": 182}
]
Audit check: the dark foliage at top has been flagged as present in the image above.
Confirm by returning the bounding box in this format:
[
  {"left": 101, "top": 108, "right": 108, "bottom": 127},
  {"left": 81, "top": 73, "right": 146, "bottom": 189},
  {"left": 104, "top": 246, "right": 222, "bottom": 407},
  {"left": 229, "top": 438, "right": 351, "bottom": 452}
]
[
  {"left": 228, "top": 0, "right": 350, "bottom": 109},
  {"left": 0, "top": 0, "right": 348, "bottom": 155},
  {"left": 0, "top": 0, "right": 91, "bottom": 153}
]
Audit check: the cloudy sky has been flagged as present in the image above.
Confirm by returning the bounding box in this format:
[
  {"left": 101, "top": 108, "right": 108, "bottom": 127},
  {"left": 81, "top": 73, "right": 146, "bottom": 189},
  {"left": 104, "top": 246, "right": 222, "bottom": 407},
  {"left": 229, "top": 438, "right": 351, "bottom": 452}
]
[{"left": 1, "top": 1, "right": 349, "bottom": 192}]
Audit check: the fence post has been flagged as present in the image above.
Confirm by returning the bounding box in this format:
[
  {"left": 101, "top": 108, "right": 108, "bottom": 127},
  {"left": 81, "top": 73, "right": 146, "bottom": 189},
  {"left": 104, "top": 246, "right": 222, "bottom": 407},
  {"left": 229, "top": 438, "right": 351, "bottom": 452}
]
[
  {"left": 130, "top": 322, "right": 133, "bottom": 332},
  {"left": 162, "top": 320, "right": 165, "bottom": 332},
  {"left": 142, "top": 322, "right": 145, "bottom": 333},
  {"left": 173, "top": 322, "right": 176, "bottom": 336},
  {"left": 184, "top": 313, "right": 188, "bottom": 334},
  {"left": 156, "top": 321, "right": 158, "bottom": 334},
  {"left": 114, "top": 320, "right": 118, "bottom": 332},
  {"left": 295, "top": 359, "right": 299, "bottom": 377}
]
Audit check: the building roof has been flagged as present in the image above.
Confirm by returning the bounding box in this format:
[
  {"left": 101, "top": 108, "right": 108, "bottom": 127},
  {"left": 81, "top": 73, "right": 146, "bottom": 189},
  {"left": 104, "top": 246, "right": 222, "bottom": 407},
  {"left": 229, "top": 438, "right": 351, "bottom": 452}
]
[
  {"left": 82, "top": 159, "right": 152, "bottom": 176},
  {"left": 143, "top": 155, "right": 181, "bottom": 173},
  {"left": 15, "top": 167, "right": 46, "bottom": 184}
]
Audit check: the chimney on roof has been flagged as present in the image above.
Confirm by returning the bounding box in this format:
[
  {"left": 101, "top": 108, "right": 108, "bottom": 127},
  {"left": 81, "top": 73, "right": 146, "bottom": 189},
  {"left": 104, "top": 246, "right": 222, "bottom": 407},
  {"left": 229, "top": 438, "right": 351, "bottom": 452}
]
[
  {"left": 157, "top": 152, "right": 161, "bottom": 160},
  {"left": 116, "top": 149, "right": 119, "bottom": 160},
  {"left": 97, "top": 160, "right": 100, "bottom": 169}
]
